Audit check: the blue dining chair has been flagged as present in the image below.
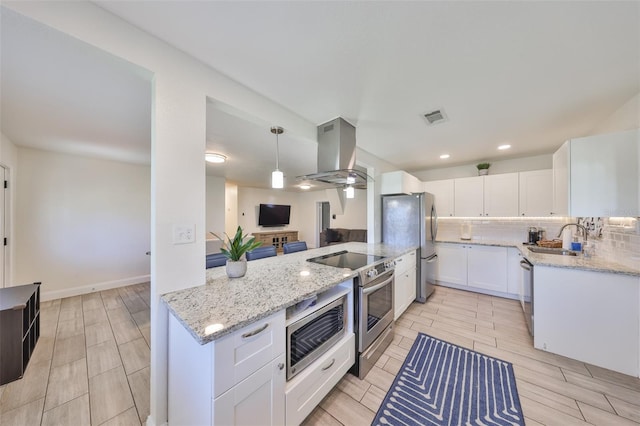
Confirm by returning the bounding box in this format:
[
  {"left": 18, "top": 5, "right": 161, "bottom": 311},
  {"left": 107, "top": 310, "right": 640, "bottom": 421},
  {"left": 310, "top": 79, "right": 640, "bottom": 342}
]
[
  {"left": 206, "top": 253, "right": 227, "bottom": 269},
  {"left": 283, "top": 241, "right": 308, "bottom": 254},
  {"left": 245, "top": 246, "right": 277, "bottom": 261}
]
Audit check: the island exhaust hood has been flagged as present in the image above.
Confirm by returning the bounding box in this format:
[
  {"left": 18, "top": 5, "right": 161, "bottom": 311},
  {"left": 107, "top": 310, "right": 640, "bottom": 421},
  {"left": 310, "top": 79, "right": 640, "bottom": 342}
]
[{"left": 297, "top": 117, "right": 370, "bottom": 189}]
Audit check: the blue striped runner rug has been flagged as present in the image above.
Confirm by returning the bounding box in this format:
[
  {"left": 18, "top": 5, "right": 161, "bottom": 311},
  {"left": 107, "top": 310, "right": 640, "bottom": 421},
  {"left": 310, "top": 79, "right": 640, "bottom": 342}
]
[{"left": 372, "top": 333, "right": 524, "bottom": 426}]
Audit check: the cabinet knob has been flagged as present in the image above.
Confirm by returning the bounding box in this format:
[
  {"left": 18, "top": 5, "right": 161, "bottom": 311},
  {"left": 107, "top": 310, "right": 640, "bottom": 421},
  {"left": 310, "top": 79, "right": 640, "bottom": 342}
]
[
  {"left": 278, "top": 363, "right": 284, "bottom": 371},
  {"left": 522, "top": 213, "right": 525, "bottom": 216}
]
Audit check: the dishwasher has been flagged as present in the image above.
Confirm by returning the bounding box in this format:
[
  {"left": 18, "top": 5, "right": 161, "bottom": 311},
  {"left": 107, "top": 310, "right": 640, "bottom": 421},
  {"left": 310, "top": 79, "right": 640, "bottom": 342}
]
[{"left": 519, "top": 257, "right": 534, "bottom": 336}]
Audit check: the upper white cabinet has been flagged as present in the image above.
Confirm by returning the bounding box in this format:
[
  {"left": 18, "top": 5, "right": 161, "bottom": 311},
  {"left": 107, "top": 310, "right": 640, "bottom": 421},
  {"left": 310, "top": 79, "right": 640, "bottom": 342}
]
[
  {"left": 423, "top": 179, "right": 455, "bottom": 217},
  {"left": 381, "top": 171, "right": 423, "bottom": 195},
  {"left": 453, "top": 174, "right": 518, "bottom": 217},
  {"left": 484, "top": 173, "right": 519, "bottom": 217},
  {"left": 552, "top": 129, "right": 639, "bottom": 217},
  {"left": 454, "top": 177, "right": 484, "bottom": 217},
  {"left": 519, "top": 170, "right": 553, "bottom": 217}
]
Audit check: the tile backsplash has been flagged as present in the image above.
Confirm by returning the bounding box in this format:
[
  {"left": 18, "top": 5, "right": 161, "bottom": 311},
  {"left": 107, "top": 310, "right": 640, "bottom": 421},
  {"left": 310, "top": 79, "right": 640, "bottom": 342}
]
[{"left": 437, "top": 216, "right": 639, "bottom": 269}]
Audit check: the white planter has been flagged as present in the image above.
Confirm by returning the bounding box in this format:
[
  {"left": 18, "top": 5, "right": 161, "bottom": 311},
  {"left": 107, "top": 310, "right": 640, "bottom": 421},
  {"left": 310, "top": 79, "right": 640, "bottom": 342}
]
[
  {"left": 226, "top": 260, "right": 247, "bottom": 278},
  {"left": 478, "top": 169, "right": 489, "bottom": 176}
]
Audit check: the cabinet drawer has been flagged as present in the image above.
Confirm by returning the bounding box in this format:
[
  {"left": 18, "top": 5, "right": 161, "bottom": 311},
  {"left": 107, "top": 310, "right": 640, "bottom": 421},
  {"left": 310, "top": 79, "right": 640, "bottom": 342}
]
[
  {"left": 285, "top": 333, "right": 355, "bottom": 426},
  {"left": 395, "top": 250, "right": 416, "bottom": 274},
  {"left": 213, "top": 310, "right": 285, "bottom": 398}
]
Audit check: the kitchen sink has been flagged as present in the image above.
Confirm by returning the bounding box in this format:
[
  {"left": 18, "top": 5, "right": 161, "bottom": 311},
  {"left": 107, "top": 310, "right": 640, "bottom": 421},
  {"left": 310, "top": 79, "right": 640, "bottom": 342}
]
[{"left": 528, "top": 247, "right": 577, "bottom": 256}]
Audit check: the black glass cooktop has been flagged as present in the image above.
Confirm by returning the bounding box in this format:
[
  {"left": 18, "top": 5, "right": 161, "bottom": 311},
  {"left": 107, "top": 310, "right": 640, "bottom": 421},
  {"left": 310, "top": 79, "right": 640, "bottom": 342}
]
[{"left": 306, "top": 250, "right": 385, "bottom": 270}]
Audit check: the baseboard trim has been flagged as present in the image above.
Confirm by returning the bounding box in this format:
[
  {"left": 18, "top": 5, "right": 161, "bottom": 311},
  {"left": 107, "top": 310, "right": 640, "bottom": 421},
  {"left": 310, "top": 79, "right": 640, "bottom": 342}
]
[{"left": 40, "top": 275, "right": 151, "bottom": 301}]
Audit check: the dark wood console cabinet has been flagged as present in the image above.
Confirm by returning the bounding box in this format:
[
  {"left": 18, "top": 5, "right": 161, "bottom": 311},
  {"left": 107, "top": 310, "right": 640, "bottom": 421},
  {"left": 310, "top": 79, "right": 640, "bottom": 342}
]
[{"left": 0, "top": 283, "right": 41, "bottom": 385}]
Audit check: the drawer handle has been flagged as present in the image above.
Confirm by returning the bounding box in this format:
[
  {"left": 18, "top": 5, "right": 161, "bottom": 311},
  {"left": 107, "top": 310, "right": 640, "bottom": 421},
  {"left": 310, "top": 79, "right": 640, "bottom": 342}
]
[
  {"left": 241, "top": 323, "right": 269, "bottom": 339},
  {"left": 322, "top": 358, "right": 336, "bottom": 371}
]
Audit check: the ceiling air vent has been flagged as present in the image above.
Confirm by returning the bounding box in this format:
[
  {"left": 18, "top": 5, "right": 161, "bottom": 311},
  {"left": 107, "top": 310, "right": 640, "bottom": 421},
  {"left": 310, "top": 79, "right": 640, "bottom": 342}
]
[{"left": 423, "top": 109, "right": 448, "bottom": 126}]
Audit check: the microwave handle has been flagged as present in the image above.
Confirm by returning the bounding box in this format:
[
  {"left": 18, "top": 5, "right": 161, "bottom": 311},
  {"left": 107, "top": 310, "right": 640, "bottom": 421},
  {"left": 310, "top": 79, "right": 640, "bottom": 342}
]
[{"left": 362, "top": 275, "right": 394, "bottom": 295}]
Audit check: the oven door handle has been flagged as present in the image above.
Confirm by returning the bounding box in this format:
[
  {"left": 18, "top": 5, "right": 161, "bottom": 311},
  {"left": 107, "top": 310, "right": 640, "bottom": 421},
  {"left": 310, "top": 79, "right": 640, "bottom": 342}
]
[{"left": 362, "top": 275, "right": 394, "bottom": 295}]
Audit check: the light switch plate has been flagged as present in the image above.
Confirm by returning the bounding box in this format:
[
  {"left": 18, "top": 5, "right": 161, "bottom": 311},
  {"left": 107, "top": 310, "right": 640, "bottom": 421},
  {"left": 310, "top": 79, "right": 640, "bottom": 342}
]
[{"left": 173, "top": 224, "right": 195, "bottom": 245}]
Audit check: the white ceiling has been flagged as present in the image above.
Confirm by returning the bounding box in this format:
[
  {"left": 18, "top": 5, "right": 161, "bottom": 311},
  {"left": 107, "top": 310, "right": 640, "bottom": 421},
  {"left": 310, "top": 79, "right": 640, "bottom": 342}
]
[
  {"left": 2, "top": 2, "right": 639, "bottom": 190},
  {"left": 0, "top": 8, "right": 153, "bottom": 164}
]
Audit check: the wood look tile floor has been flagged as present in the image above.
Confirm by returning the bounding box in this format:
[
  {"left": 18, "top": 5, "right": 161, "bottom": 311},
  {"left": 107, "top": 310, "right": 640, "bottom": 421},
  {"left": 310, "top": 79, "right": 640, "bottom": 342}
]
[
  {"left": 2, "top": 283, "right": 639, "bottom": 425},
  {"left": 305, "top": 285, "right": 640, "bottom": 426},
  {"left": 0, "top": 283, "right": 151, "bottom": 426}
]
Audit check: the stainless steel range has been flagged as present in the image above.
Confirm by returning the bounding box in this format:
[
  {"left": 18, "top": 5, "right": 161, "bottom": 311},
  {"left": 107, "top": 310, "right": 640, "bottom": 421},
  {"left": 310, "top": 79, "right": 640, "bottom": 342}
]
[{"left": 307, "top": 251, "right": 395, "bottom": 379}]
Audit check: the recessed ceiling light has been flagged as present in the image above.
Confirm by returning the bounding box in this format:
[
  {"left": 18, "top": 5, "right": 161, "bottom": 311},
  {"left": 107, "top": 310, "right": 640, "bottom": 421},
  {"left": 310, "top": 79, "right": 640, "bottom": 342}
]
[
  {"left": 205, "top": 153, "right": 226, "bottom": 163},
  {"left": 299, "top": 184, "right": 311, "bottom": 190},
  {"left": 498, "top": 144, "right": 511, "bottom": 150},
  {"left": 440, "top": 154, "right": 450, "bottom": 159}
]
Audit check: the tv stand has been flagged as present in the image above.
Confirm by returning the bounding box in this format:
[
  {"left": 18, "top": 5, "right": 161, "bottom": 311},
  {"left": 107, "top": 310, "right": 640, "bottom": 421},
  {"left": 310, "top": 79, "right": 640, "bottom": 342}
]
[{"left": 252, "top": 231, "right": 298, "bottom": 254}]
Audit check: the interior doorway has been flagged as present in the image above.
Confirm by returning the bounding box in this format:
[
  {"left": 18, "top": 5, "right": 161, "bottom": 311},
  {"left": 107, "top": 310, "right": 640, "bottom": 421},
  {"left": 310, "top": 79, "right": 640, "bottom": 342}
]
[
  {"left": 0, "top": 165, "right": 7, "bottom": 288},
  {"left": 316, "top": 201, "right": 330, "bottom": 247}
]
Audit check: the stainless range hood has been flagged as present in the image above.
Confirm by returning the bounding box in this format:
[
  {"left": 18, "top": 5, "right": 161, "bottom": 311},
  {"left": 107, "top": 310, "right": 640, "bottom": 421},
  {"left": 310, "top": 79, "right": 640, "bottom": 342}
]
[{"left": 297, "top": 117, "right": 370, "bottom": 189}]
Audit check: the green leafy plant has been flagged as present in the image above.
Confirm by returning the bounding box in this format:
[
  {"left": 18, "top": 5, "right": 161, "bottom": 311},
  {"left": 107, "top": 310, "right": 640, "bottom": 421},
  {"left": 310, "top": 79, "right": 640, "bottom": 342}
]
[
  {"left": 476, "top": 162, "right": 491, "bottom": 170},
  {"left": 214, "top": 226, "right": 262, "bottom": 261}
]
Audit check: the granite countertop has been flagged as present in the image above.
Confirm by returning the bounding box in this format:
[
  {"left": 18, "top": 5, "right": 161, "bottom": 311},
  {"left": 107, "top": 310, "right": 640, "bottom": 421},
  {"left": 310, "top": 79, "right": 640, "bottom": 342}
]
[
  {"left": 162, "top": 242, "right": 416, "bottom": 345},
  {"left": 437, "top": 238, "right": 640, "bottom": 277}
]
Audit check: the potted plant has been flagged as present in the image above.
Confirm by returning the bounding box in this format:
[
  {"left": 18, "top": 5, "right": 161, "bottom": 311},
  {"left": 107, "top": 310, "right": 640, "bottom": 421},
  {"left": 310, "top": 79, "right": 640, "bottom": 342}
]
[
  {"left": 476, "top": 162, "right": 491, "bottom": 176},
  {"left": 215, "top": 226, "right": 262, "bottom": 278}
]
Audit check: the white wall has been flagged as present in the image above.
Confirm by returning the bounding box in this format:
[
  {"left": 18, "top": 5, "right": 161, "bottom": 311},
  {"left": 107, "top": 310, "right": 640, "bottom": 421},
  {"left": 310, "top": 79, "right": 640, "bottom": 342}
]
[
  {"left": 205, "top": 175, "right": 225, "bottom": 236},
  {"left": 591, "top": 91, "right": 640, "bottom": 134},
  {"left": 237, "top": 186, "right": 301, "bottom": 234},
  {"left": 0, "top": 132, "right": 18, "bottom": 287},
  {"left": 413, "top": 154, "right": 553, "bottom": 182},
  {"left": 224, "top": 182, "right": 238, "bottom": 237},
  {"left": 15, "top": 147, "right": 151, "bottom": 300}
]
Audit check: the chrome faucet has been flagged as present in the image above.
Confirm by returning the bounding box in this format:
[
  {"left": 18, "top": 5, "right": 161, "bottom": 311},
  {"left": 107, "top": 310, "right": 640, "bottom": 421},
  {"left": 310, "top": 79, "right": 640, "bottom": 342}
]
[{"left": 556, "top": 223, "right": 588, "bottom": 242}]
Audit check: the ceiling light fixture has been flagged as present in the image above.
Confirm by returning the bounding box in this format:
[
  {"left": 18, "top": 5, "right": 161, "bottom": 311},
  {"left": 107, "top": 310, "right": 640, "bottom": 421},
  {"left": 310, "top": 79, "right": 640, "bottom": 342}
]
[
  {"left": 344, "top": 186, "right": 355, "bottom": 199},
  {"left": 205, "top": 153, "right": 226, "bottom": 163},
  {"left": 440, "top": 154, "right": 450, "bottom": 159},
  {"left": 498, "top": 144, "right": 511, "bottom": 150},
  {"left": 271, "top": 126, "right": 284, "bottom": 189},
  {"left": 299, "top": 184, "right": 311, "bottom": 190}
]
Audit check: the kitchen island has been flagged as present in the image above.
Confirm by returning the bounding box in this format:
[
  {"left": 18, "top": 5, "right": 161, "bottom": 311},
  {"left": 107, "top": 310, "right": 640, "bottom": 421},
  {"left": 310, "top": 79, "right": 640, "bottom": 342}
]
[{"left": 162, "top": 242, "right": 415, "bottom": 425}]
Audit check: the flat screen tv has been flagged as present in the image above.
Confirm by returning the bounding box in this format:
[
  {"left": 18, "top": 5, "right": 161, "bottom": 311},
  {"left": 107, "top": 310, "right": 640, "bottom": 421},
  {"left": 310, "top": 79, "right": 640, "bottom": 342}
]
[{"left": 258, "top": 204, "right": 291, "bottom": 227}]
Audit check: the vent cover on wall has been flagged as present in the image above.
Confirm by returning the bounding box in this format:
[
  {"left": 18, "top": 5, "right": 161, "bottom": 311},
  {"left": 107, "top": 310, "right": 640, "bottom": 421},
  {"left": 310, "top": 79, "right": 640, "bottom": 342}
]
[{"left": 423, "top": 109, "right": 448, "bottom": 125}]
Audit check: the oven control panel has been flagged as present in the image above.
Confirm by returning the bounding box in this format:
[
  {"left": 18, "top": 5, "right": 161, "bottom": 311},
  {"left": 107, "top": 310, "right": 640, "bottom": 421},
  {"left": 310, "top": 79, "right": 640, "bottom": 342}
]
[{"left": 361, "top": 259, "right": 395, "bottom": 283}]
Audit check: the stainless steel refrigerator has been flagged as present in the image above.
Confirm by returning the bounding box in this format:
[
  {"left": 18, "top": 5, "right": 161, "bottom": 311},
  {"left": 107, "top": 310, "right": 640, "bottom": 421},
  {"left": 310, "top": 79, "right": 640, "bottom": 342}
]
[{"left": 382, "top": 192, "right": 438, "bottom": 302}]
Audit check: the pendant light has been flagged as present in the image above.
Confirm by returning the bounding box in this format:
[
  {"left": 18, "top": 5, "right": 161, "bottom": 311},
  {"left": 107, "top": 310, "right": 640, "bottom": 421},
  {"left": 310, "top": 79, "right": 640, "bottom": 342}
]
[
  {"left": 344, "top": 185, "right": 355, "bottom": 199},
  {"left": 271, "top": 126, "right": 284, "bottom": 189}
]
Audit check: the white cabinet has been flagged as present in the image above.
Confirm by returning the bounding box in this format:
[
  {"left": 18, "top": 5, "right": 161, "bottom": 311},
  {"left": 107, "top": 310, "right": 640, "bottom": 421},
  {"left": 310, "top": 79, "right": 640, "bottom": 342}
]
[
  {"left": 466, "top": 245, "right": 508, "bottom": 292},
  {"left": 380, "top": 171, "right": 423, "bottom": 195},
  {"left": 506, "top": 248, "right": 523, "bottom": 295},
  {"left": 423, "top": 179, "right": 455, "bottom": 217},
  {"left": 168, "top": 310, "right": 286, "bottom": 426},
  {"left": 285, "top": 334, "right": 355, "bottom": 425},
  {"left": 552, "top": 142, "right": 569, "bottom": 216},
  {"left": 434, "top": 243, "right": 510, "bottom": 295},
  {"left": 454, "top": 174, "right": 518, "bottom": 217},
  {"left": 434, "top": 243, "right": 467, "bottom": 285},
  {"left": 534, "top": 267, "right": 639, "bottom": 377},
  {"left": 394, "top": 250, "right": 417, "bottom": 320},
  {"left": 484, "top": 173, "right": 519, "bottom": 217},
  {"left": 454, "top": 177, "right": 484, "bottom": 217},
  {"left": 519, "top": 170, "right": 553, "bottom": 217},
  {"left": 213, "top": 354, "right": 285, "bottom": 426},
  {"left": 552, "top": 129, "right": 640, "bottom": 217}
]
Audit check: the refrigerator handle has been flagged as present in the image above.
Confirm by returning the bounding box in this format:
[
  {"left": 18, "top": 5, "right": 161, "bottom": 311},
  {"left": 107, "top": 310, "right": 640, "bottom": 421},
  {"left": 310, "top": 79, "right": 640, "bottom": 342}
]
[{"left": 431, "top": 204, "right": 438, "bottom": 242}]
